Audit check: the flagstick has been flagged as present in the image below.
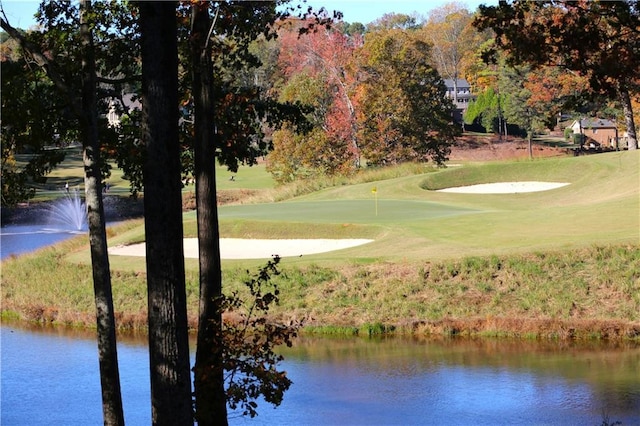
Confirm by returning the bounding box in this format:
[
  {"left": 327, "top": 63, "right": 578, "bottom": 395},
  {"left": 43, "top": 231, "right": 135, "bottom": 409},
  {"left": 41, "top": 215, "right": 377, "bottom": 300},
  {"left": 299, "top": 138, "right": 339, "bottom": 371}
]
[
  {"left": 372, "top": 187, "right": 378, "bottom": 216},
  {"left": 375, "top": 191, "right": 378, "bottom": 216}
]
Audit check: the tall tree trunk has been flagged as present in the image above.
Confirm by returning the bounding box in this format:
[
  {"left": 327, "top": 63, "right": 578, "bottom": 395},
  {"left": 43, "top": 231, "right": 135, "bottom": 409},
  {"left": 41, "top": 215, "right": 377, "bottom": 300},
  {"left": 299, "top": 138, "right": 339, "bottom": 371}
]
[
  {"left": 79, "top": 2, "right": 124, "bottom": 424},
  {"left": 139, "top": 3, "right": 193, "bottom": 425},
  {"left": 618, "top": 84, "right": 638, "bottom": 150},
  {"left": 496, "top": 90, "right": 503, "bottom": 141},
  {"left": 2, "top": 7, "right": 126, "bottom": 424},
  {"left": 191, "top": 4, "right": 229, "bottom": 425}
]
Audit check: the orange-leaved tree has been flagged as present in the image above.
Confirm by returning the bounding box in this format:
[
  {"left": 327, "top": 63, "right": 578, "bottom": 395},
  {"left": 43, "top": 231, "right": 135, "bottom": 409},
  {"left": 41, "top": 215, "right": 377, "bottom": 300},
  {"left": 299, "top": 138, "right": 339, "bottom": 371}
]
[{"left": 475, "top": 0, "right": 639, "bottom": 150}]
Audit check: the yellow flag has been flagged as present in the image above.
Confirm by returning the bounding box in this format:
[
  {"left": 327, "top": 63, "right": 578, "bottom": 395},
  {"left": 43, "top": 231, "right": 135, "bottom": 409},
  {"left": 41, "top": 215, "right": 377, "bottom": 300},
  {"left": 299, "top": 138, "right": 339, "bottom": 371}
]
[{"left": 372, "top": 187, "right": 378, "bottom": 216}]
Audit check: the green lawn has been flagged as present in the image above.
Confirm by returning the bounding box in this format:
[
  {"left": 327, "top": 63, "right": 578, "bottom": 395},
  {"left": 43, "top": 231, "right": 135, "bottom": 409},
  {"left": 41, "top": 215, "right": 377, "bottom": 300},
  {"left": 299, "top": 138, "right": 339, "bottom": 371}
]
[
  {"left": 213, "top": 161, "right": 274, "bottom": 190},
  {"left": 21, "top": 147, "right": 639, "bottom": 264},
  {"left": 101, "top": 150, "right": 640, "bottom": 267},
  {"left": 20, "top": 147, "right": 275, "bottom": 200},
  {"left": 5, "top": 150, "right": 639, "bottom": 335},
  {"left": 209, "top": 151, "right": 637, "bottom": 261},
  {"left": 217, "top": 199, "right": 477, "bottom": 224}
]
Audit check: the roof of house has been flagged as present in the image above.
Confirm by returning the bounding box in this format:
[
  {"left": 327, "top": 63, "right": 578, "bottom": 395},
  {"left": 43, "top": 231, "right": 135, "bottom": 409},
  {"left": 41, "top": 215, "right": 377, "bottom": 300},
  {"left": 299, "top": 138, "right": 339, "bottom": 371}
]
[
  {"left": 572, "top": 118, "right": 617, "bottom": 129},
  {"left": 443, "top": 78, "right": 471, "bottom": 88}
]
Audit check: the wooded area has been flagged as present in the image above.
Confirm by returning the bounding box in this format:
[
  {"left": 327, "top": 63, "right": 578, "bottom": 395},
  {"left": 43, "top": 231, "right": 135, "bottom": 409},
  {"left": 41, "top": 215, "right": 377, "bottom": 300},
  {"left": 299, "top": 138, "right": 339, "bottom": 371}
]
[{"left": 3, "top": 1, "right": 639, "bottom": 197}]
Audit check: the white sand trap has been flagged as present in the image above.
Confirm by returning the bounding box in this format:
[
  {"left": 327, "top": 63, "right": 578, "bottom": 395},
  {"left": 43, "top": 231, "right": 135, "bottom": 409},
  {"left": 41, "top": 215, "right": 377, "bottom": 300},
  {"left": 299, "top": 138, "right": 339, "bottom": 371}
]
[
  {"left": 109, "top": 238, "right": 374, "bottom": 260},
  {"left": 437, "top": 181, "right": 570, "bottom": 194}
]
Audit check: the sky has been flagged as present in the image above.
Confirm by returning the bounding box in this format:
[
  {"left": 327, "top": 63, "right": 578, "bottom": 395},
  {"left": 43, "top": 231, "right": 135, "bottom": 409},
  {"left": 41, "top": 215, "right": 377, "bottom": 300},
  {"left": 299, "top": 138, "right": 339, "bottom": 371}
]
[
  {"left": 1, "top": 1, "right": 41, "bottom": 29},
  {"left": 1, "top": 1, "right": 498, "bottom": 29},
  {"left": 305, "top": 0, "right": 496, "bottom": 24}
]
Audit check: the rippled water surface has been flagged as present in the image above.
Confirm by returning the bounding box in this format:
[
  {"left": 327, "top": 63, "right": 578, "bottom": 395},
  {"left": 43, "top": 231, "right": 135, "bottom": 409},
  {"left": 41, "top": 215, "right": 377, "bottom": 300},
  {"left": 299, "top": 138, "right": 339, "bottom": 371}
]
[
  {"left": 2, "top": 325, "right": 638, "bottom": 425},
  {"left": 0, "top": 224, "right": 85, "bottom": 259}
]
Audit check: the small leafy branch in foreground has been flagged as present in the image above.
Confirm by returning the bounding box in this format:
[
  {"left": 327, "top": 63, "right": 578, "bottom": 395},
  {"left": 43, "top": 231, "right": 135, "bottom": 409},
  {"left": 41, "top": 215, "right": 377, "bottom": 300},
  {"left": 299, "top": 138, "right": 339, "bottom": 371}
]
[{"left": 220, "top": 255, "right": 301, "bottom": 418}]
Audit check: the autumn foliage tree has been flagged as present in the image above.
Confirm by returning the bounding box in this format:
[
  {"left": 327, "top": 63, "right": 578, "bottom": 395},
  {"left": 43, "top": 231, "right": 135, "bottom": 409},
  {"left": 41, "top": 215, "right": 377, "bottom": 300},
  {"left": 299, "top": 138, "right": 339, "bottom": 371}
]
[
  {"left": 355, "top": 29, "right": 459, "bottom": 165},
  {"left": 422, "top": 3, "right": 478, "bottom": 105},
  {"left": 269, "top": 18, "right": 362, "bottom": 182},
  {"left": 475, "top": 0, "right": 639, "bottom": 150},
  {"left": 270, "top": 15, "right": 461, "bottom": 179},
  {"left": 269, "top": 70, "right": 350, "bottom": 181},
  {"left": 523, "top": 66, "right": 585, "bottom": 125}
]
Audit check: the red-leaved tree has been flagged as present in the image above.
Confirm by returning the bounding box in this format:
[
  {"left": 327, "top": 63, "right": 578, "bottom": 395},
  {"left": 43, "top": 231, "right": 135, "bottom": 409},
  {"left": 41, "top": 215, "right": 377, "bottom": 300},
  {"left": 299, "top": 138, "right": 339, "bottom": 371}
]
[{"left": 271, "top": 19, "right": 363, "bottom": 180}]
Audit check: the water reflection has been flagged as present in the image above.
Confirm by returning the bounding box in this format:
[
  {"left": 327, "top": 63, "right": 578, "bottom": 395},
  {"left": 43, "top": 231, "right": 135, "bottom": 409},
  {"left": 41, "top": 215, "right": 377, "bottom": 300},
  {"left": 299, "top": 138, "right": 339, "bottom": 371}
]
[
  {"left": 274, "top": 337, "right": 640, "bottom": 425},
  {"left": 1, "top": 324, "right": 639, "bottom": 425},
  {"left": 0, "top": 224, "right": 85, "bottom": 259},
  {"left": 1, "top": 324, "right": 151, "bottom": 426}
]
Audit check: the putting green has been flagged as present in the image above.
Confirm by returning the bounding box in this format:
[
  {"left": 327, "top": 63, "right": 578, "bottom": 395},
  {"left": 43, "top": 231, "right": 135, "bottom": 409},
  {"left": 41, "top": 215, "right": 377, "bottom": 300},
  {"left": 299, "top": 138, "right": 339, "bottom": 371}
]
[{"left": 218, "top": 199, "right": 478, "bottom": 224}]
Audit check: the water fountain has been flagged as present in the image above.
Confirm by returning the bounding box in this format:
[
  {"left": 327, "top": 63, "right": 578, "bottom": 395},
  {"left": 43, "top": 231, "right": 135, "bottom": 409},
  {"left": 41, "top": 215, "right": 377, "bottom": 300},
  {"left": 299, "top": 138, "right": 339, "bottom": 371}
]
[
  {"left": 45, "top": 191, "right": 88, "bottom": 232},
  {"left": 1, "top": 193, "right": 88, "bottom": 259},
  {"left": 1, "top": 191, "right": 142, "bottom": 259}
]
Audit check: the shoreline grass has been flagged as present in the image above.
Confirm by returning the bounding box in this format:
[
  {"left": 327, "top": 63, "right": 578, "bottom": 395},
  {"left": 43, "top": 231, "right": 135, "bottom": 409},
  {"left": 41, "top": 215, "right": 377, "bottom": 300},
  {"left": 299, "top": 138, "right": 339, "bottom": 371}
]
[
  {"left": 2, "top": 151, "right": 639, "bottom": 341},
  {"left": 2, "top": 231, "right": 638, "bottom": 340}
]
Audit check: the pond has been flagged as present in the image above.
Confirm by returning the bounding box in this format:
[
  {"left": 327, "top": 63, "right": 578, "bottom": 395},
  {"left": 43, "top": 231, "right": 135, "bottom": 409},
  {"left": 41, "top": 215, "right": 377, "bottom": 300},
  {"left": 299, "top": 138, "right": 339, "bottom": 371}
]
[
  {"left": 1, "top": 323, "right": 638, "bottom": 425},
  {"left": 0, "top": 224, "right": 85, "bottom": 259},
  {"left": 0, "top": 194, "right": 144, "bottom": 260}
]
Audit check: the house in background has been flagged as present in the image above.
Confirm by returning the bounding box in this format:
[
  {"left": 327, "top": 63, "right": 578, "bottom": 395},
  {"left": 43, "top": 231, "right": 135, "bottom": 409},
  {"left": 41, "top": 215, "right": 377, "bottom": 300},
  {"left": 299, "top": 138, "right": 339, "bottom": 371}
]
[
  {"left": 444, "top": 78, "right": 474, "bottom": 124},
  {"left": 107, "top": 93, "right": 141, "bottom": 128},
  {"left": 568, "top": 118, "right": 619, "bottom": 149}
]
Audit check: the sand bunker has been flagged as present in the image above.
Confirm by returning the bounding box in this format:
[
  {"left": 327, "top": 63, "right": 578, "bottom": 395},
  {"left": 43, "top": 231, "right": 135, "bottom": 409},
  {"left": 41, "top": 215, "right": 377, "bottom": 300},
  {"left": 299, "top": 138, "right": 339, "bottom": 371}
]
[
  {"left": 109, "top": 238, "right": 373, "bottom": 260},
  {"left": 108, "top": 181, "right": 567, "bottom": 260},
  {"left": 437, "top": 181, "right": 570, "bottom": 194}
]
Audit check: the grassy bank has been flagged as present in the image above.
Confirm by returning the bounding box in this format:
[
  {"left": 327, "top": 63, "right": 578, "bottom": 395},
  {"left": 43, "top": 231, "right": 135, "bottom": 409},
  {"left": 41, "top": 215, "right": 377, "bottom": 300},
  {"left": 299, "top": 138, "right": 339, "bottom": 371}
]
[
  {"left": 2, "top": 236, "right": 639, "bottom": 340},
  {"left": 2, "top": 151, "right": 639, "bottom": 340}
]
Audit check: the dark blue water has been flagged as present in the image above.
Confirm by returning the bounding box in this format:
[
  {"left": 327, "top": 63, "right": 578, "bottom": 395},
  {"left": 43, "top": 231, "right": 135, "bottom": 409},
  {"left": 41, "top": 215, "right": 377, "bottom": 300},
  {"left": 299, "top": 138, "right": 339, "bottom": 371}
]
[
  {"left": 1, "top": 325, "right": 639, "bottom": 425},
  {"left": 1, "top": 325, "right": 150, "bottom": 425},
  {"left": 1, "top": 194, "right": 143, "bottom": 259},
  {"left": 0, "top": 224, "right": 85, "bottom": 259}
]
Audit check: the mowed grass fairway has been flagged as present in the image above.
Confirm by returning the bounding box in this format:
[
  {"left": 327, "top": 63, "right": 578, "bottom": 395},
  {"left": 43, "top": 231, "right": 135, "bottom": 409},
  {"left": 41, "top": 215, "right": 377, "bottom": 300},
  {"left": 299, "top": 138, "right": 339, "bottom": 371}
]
[
  {"left": 187, "top": 150, "right": 639, "bottom": 263},
  {"left": 3, "top": 149, "right": 639, "bottom": 336},
  {"left": 24, "top": 147, "right": 637, "bottom": 263},
  {"left": 218, "top": 199, "right": 476, "bottom": 223}
]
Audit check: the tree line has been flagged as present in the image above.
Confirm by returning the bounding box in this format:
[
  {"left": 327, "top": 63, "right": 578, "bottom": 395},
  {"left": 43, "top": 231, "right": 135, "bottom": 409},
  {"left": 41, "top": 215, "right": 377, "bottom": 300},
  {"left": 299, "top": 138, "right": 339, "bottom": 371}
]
[
  {"left": 473, "top": 0, "right": 639, "bottom": 155},
  {"left": 3, "top": 2, "right": 639, "bottom": 202}
]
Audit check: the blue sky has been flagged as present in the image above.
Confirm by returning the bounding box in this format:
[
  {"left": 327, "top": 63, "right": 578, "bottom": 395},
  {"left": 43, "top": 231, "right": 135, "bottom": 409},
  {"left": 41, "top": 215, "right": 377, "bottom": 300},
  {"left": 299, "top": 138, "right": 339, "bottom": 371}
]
[
  {"left": 306, "top": 0, "right": 496, "bottom": 24},
  {"left": 1, "top": 1, "right": 41, "bottom": 29},
  {"left": 1, "top": 1, "right": 497, "bottom": 29}
]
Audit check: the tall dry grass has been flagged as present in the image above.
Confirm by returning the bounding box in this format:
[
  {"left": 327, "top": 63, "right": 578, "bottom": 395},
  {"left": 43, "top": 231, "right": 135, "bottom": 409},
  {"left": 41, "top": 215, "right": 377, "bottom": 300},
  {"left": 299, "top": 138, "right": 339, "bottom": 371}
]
[{"left": 7, "top": 240, "right": 636, "bottom": 339}]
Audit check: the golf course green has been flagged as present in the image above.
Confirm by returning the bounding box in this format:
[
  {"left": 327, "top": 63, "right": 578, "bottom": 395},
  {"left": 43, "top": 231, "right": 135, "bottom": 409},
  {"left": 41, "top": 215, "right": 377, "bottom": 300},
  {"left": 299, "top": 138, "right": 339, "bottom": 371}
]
[
  {"left": 192, "top": 150, "right": 639, "bottom": 262},
  {"left": 2, "top": 149, "right": 639, "bottom": 337}
]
